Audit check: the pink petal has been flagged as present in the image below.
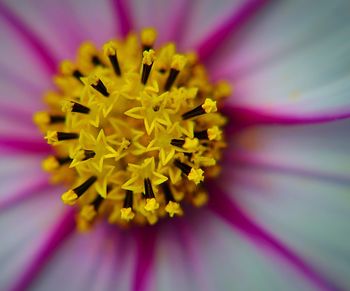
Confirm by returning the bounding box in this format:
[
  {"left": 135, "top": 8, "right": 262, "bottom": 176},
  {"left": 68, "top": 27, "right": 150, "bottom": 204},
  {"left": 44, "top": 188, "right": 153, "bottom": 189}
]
[
  {"left": 211, "top": 1, "right": 350, "bottom": 117},
  {"left": 30, "top": 224, "right": 135, "bottom": 291},
  {"left": 207, "top": 182, "right": 340, "bottom": 290},
  {"left": 0, "top": 189, "right": 65, "bottom": 290},
  {"left": 111, "top": 0, "right": 134, "bottom": 37},
  {"left": 194, "top": 0, "right": 269, "bottom": 61},
  {"left": 225, "top": 119, "right": 350, "bottom": 185},
  {"left": 132, "top": 227, "right": 157, "bottom": 291}
]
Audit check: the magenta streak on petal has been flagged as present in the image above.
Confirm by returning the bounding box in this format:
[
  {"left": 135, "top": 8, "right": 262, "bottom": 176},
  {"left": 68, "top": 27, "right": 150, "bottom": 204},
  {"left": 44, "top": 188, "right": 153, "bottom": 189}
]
[
  {"left": 111, "top": 0, "right": 133, "bottom": 37},
  {"left": 132, "top": 228, "right": 157, "bottom": 291},
  {"left": 222, "top": 104, "right": 350, "bottom": 131},
  {"left": 225, "top": 153, "right": 350, "bottom": 186},
  {"left": 195, "top": 0, "right": 270, "bottom": 61},
  {"left": 0, "top": 136, "right": 50, "bottom": 154},
  {"left": 0, "top": 176, "right": 50, "bottom": 210},
  {"left": 167, "top": 0, "right": 193, "bottom": 44},
  {"left": 10, "top": 209, "right": 75, "bottom": 291},
  {"left": 0, "top": 2, "right": 57, "bottom": 74},
  {"left": 0, "top": 103, "right": 40, "bottom": 128},
  {"left": 176, "top": 220, "right": 211, "bottom": 291},
  {"left": 206, "top": 181, "right": 341, "bottom": 291}
]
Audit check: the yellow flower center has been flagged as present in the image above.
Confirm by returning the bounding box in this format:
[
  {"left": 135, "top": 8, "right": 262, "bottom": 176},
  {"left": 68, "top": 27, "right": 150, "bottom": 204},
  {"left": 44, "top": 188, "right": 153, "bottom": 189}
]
[{"left": 34, "top": 28, "right": 231, "bottom": 230}]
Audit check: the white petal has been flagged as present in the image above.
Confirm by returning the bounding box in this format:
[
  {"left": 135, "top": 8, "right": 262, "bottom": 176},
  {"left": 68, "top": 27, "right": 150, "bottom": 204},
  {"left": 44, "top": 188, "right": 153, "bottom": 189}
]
[
  {"left": 221, "top": 170, "right": 350, "bottom": 289},
  {"left": 29, "top": 224, "right": 135, "bottom": 291},
  {"left": 0, "top": 189, "right": 63, "bottom": 290},
  {"left": 155, "top": 213, "right": 318, "bottom": 291},
  {"left": 228, "top": 119, "right": 350, "bottom": 183},
  {"left": 0, "top": 154, "right": 47, "bottom": 205},
  {"left": 212, "top": 0, "right": 350, "bottom": 116}
]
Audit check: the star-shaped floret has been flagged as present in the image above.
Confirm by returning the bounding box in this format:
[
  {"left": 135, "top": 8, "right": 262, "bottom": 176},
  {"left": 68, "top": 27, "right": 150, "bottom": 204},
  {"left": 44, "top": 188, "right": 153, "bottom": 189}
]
[
  {"left": 70, "top": 130, "right": 119, "bottom": 172},
  {"left": 122, "top": 157, "right": 168, "bottom": 193},
  {"left": 124, "top": 91, "right": 171, "bottom": 135}
]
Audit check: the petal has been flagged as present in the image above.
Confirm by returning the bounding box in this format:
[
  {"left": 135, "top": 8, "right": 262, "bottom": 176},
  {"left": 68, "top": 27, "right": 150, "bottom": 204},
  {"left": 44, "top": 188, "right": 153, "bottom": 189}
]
[
  {"left": 215, "top": 174, "right": 350, "bottom": 289},
  {"left": 0, "top": 188, "right": 64, "bottom": 290},
  {"left": 154, "top": 211, "right": 329, "bottom": 291},
  {"left": 29, "top": 225, "right": 136, "bottom": 291},
  {"left": 211, "top": 0, "right": 350, "bottom": 117},
  {"left": 0, "top": 154, "right": 49, "bottom": 206},
  {"left": 1, "top": 0, "right": 117, "bottom": 62},
  {"left": 227, "top": 119, "right": 350, "bottom": 184}
]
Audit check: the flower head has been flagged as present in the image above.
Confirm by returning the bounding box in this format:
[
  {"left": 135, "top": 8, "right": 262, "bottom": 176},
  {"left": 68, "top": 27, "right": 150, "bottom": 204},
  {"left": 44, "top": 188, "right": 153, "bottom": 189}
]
[{"left": 1, "top": 1, "right": 350, "bottom": 291}]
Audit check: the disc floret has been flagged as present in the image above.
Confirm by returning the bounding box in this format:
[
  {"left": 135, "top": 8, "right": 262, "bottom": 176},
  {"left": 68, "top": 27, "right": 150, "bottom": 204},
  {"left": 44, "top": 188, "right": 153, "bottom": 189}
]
[{"left": 34, "top": 28, "right": 231, "bottom": 229}]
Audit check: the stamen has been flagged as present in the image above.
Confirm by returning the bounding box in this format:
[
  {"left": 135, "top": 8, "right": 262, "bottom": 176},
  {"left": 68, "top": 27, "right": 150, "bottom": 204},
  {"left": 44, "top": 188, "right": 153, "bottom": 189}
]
[
  {"left": 61, "top": 176, "right": 97, "bottom": 205},
  {"left": 71, "top": 102, "right": 90, "bottom": 114},
  {"left": 45, "top": 131, "right": 79, "bottom": 144},
  {"left": 34, "top": 112, "right": 65, "bottom": 126},
  {"left": 82, "top": 150, "right": 96, "bottom": 161},
  {"left": 141, "top": 27, "right": 157, "bottom": 51},
  {"left": 90, "top": 76, "right": 110, "bottom": 97},
  {"left": 141, "top": 50, "right": 155, "bottom": 85},
  {"left": 170, "top": 139, "right": 185, "bottom": 148},
  {"left": 174, "top": 159, "right": 191, "bottom": 176},
  {"left": 194, "top": 130, "right": 208, "bottom": 140},
  {"left": 162, "top": 183, "right": 183, "bottom": 217},
  {"left": 164, "top": 55, "right": 186, "bottom": 91},
  {"left": 121, "top": 191, "right": 135, "bottom": 221},
  {"left": 92, "top": 55, "right": 103, "bottom": 66},
  {"left": 73, "top": 70, "right": 84, "bottom": 82},
  {"left": 144, "top": 178, "right": 159, "bottom": 212},
  {"left": 42, "top": 155, "right": 72, "bottom": 171},
  {"left": 103, "top": 42, "right": 122, "bottom": 76},
  {"left": 182, "top": 98, "right": 217, "bottom": 120}
]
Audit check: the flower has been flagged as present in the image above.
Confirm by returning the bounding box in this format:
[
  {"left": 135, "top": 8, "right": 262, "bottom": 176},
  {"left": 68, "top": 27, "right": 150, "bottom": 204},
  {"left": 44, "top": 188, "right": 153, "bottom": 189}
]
[{"left": 0, "top": 0, "right": 349, "bottom": 291}]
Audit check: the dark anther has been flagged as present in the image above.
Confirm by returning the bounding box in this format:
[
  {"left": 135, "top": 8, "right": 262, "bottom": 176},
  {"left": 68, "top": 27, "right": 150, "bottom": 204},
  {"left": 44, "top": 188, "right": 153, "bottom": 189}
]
[
  {"left": 73, "top": 70, "right": 84, "bottom": 83},
  {"left": 161, "top": 182, "right": 175, "bottom": 203},
  {"left": 92, "top": 56, "right": 103, "bottom": 66},
  {"left": 142, "top": 45, "right": 152, "bottom": 52},
  {"left": 158, "top": 68, "right": 166, "bottom": 74},
  {"left": 144, "top": 178, "right": 155, "bottom": 199},
  {"left": 56, "top": 156, "right": 73, "bottom": 165},
  {"left": 57, "top": 132, "right": 79, "bottom": 141},
  {"left": 73, "top": 176, "right": 97, "bottom": 197},
  {"left": 182, "top": 104, "right": 206, "bottom": 120},
  {"left": 83, "top": 150, "right": 96, "bottom": 161},
  {"left": 49, "top": 115, "right": 66, "bottom": 124},
  {"left": 71, "top": 102, "right": 90, "bottom": 114},
  {"left": 194, "top": 130, "right": 209, "bottom": 140},
  {"left": 174, "top": 159, "right": 191, "bottom": 176},
  {"left": 164, "top": 68, "right": 179, "bottom": 91},
  {"left": 91, "top": 79, "right": 110, "bottom": 97},
  {"left": 123, "top": 190, "right": 134, "bottom": 208},
  {"left": 93, "top": 195, "right": 104, "bottom": 210},
  {"left": 141, "top": 63, "right": 153, "bottom": 85},
  {"left": 108, "top": 53, "right": 121, "bottom": 76},
  {"left": 170, "top": 139, "right": 185, "bottom": 148}
]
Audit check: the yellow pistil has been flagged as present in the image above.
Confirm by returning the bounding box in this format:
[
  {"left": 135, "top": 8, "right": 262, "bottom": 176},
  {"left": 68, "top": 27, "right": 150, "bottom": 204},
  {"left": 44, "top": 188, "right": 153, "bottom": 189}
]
[
  {"left": 34, "top": 27, "right": 231, "bottom": 229},
  {"left": 120, "top": 207, "right": 135, "bottom": 221},
  {"left": 61, "top": 190, "right": 78, "bottom": 205},
  {"left": 165, "top": 201, "right": 183, "bottom": 217}
]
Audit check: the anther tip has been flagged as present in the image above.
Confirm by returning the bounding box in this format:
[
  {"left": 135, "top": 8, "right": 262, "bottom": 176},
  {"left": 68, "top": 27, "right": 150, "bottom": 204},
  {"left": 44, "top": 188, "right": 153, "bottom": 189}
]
[
  {"left": 45, "top": 131, "right": 58, "bottom": 144},
  {"left": 202, "top": 98, "right": 217, "bottom": 113},
  {"left": 33, "top": 112, "right": 50, "bottom": 126},
  {"left": 188, "top": 168, "right": 204, "bottom": 184},
  {"left": 61, "top": 190, "right": 78, "bottom": 205},
  {"left": 42, "top": 156, "right": 59, "bottom": 172},
  {"left": 144, "top": 198, "right": 159, "bottom": 212},
  {"left": 120, "top": 207, "right": 135, "bottom": 221},
  {"left": 141, "top": 27, "right": 157, "bottom": 46},
  {"left": 165, "top": 201, "right": 183, "bottom": 217}
]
